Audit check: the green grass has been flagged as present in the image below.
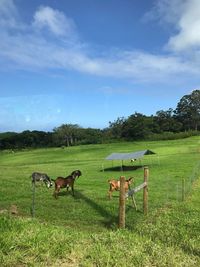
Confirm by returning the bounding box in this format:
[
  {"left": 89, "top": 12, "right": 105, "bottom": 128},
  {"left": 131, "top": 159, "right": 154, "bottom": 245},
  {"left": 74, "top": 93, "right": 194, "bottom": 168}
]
[{"left": 0, "top": 136, "right": 200, "bottom": 266}]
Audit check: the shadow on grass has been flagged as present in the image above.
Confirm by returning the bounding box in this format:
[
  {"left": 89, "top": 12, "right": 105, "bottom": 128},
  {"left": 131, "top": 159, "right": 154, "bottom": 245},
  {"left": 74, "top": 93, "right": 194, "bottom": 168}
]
[
  {"left": 54, "top": 189, "right": 119, "bottom": 229},
  {"left": 101, "top": 165, "right": 143, "bottom": 172},
  {"left": 76, "top": 190, "right": 121, "bottom": 229},
  {"left": 51, "top": 182, "right": 146, "bottom": 229}
]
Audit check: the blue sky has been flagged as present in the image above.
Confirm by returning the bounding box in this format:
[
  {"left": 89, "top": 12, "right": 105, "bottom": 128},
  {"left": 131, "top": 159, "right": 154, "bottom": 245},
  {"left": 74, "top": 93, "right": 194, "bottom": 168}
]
[{"left": 0, "top": 0, "right": 200, "bottom": 132}]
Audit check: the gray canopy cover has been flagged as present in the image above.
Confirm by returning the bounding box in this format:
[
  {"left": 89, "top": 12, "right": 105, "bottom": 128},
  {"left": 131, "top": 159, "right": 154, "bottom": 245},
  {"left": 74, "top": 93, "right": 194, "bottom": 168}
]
[{"left": 105, "top": 150, "right": 155, "bottom": 160}]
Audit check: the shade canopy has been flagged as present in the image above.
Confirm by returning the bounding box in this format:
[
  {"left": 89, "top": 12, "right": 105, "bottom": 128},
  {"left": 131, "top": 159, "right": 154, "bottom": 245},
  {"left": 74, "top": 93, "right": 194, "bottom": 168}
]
[{"left": 105, "top": 150, "right": 155, "bottom": 160}]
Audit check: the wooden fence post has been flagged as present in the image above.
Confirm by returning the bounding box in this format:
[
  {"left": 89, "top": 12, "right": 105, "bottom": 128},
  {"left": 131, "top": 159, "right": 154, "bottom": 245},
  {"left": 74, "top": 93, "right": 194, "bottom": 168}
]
[
  {"left": 119, "top": 176, "right": 126, "bottom": 228},
  {"left": 143, "top": 166, "right": 149, "bottom": 215}
]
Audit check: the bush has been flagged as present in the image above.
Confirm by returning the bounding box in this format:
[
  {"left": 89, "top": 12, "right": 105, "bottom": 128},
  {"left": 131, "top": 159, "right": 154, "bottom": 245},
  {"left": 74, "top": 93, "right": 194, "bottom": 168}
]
[{"left": 146, "top": 131, "right": 200, "bottom": 141}]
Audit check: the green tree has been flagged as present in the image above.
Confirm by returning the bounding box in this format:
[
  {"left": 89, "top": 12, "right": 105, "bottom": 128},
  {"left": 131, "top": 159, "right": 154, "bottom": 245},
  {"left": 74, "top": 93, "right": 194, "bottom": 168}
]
[
  {"left": 108, "top": 117, "right": 126, "bottom": 139},
  {"left": 78, "top": 128, "right": 103, "bottom": 144},
  {"left": 53, "top": 124, "right": 81, "bottom": 147},
  {"left": 175, "top": 90, "right": 200, "bottom": 131},
  {"left": 122, "top": 112, "right": 154, "bottom": 140},
  {"left": 154, "top": 108, "right": 182, "bottom": 133}
]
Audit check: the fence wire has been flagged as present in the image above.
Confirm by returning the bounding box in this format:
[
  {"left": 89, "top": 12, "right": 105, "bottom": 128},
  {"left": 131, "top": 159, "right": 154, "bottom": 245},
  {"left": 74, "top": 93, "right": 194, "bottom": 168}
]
[{"left": 164, "top": 161, "right": 200, "bottom": 205}]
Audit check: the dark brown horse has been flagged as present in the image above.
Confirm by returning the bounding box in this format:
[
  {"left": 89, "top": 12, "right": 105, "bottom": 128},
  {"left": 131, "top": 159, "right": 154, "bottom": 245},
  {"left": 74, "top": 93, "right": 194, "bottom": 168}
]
[{"left": 53, "top": 170, "right": 82, "bottom": 198}]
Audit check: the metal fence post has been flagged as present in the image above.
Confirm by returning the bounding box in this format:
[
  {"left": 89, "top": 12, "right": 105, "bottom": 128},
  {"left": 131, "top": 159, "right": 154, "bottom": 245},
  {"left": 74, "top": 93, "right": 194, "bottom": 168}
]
[
  {"left": 31, "top": 183, "right": 36, "bottom": 217},
  {"left": 119, "top": 176, "right": 126, "bottom": 228},
  {"left": 182, "top": 178, "right": 185, "bottom": 201},
  {"left": 143, "top": 166, "right": 149, "bottom": 215}
]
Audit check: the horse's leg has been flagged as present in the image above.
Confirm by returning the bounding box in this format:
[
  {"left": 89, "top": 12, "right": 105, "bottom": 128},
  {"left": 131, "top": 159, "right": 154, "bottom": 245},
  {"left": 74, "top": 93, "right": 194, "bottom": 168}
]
[
  {"left": 53, "top": 190, "right": 57, "bottom": 198},
  {"left": 108, "top": 188, "right": 115, "bottom": 199},
  {"left": 71, "top": 185, "right": 74, "bottom": 196},
  {"left": 54, "top": 185, "right": 59, "bottom": 199},
  {"left": 108, "top": 184, "right": 114, "bottom": 199}
]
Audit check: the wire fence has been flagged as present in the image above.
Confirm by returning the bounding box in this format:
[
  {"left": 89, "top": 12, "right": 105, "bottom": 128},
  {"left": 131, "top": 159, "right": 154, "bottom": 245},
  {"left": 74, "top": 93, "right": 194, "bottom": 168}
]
[
  {"left": 163, "top": 161, "right": 200, "bottom": 206},
  {"left": 184, "top": 162, "right": 198, "bottom": 200}
]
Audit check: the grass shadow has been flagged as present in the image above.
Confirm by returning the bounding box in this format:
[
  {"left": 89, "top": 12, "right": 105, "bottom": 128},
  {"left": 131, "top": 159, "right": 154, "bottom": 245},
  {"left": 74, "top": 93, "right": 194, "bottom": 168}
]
[
  {"left": 52, "top": 188, "right": 118, "bottom": 229},
  {"left": 101, "top": 165, "right": 143, "bottom": 172},
  {"left": 74, "top": 190, "right": 118, "bottom": 229}
]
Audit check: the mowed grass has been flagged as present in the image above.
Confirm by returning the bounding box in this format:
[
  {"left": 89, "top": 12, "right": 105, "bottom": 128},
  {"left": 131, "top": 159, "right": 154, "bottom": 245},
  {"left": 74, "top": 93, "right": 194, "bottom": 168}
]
[
  {"left": 0, "top": 137, "right": 199, "bottom": 230},
  {"left": 0, "top": 136, "right": 200, "bottom": 266}
]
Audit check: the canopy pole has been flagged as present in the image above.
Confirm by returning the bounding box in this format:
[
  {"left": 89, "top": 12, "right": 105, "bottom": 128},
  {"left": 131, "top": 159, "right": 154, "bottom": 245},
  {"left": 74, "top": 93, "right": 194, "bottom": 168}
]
[{"left": 121, "top": 160, "right": 124, "bottom": 172}]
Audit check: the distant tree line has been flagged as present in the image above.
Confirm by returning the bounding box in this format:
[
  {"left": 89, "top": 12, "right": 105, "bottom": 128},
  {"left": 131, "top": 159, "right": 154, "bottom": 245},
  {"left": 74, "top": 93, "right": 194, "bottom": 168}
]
[{"left": 0, "top": 90, "right": 200, "bottom": 150}]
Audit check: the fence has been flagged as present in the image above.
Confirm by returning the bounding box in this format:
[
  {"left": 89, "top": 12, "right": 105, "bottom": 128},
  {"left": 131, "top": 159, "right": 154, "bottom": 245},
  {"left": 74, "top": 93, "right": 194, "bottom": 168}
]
[
  {"left": 118, "top": 161, "right": 200, "bottom": 228},
  {"left": 119, "top": 166, "right": 149, "bottom": 228},
  {"left": 162, "top": 161, "right": 200, "bottom": 205}
]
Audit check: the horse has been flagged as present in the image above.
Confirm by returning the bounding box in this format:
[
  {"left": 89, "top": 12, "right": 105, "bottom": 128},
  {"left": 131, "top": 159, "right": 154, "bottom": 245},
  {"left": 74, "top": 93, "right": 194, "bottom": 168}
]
[
  {"left": 108, "top": 177, "right": 133, "bottom": 199},
  {"left": 53, "top": 170, "right": 82, "bottom": 198},
  {"left": 31, "top": 172, "right": 53, "bottom": 188}
]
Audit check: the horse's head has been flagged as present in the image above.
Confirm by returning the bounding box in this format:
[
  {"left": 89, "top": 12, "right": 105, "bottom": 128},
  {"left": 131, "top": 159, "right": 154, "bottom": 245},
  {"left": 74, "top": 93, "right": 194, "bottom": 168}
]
[
  {"left": 45, "top": 175, "right": 53, "bottom": 188},
  {"left": 126, "top": 177, "right": 134, "bottom": 185},
  {"left": 71, "top": 170, "right": 82, "bottom": 179}
]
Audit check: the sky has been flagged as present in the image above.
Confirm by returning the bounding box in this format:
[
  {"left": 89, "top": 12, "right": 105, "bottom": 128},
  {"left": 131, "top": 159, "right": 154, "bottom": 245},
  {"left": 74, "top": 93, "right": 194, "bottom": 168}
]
[{"left": 0, "top": 0, "right": 200, "bottom": 132}]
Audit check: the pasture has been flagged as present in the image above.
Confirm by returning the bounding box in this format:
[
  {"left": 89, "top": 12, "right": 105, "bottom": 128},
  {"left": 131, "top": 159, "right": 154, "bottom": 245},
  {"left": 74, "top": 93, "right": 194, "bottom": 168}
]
[{"left": 0, "top": 136, "right": 200, "bottom": 266}]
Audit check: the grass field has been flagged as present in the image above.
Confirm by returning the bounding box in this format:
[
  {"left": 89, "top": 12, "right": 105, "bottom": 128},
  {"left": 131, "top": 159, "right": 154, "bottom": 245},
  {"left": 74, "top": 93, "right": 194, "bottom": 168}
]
[{"left": 0, "top": 136, "right": 200, "bottom": 266}]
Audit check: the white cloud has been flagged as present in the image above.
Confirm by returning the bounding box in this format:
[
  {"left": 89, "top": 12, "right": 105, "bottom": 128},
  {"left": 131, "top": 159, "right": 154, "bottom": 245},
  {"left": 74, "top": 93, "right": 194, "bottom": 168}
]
[
  {"left": 0, "top": 0, "right": 199, "bottom": 84},
  {"left": 0, "top": 0, "right": 18, "bottom": 18},
  {"left": 0, "top": 0, "right": 21, "bottom": 29},
  {"left": 33, "top": 6, "right": 76, "bottom": 37},
  {"left": 167, "top": 0, "right": 200, "bottom": 51},
  {"left": 144, "top": 0, "right": 185, "bottom": 26},
  {"left": 146, "top": 0, "right": 200, "bottom": 52}
]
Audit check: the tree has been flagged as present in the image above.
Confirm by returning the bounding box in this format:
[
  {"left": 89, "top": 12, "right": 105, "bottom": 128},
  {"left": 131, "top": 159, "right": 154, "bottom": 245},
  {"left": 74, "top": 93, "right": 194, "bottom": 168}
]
[
  {"left": 175, "top": 90, "right": 200, "bottom": 131},
  {"left": 108, "top": 117, "right": 126, "bottom": 139},
  {"left": 78, "top": 128, "right": 103, "bottom": 144},
  {"left": 53, "top": 124, "right": 81, "bottom": 147},
  {"left": 154, "top": 108, "right": 182, "bottom": 133},
  {"left": 122, "top": 112, "right": 154, "bottom": 140}
]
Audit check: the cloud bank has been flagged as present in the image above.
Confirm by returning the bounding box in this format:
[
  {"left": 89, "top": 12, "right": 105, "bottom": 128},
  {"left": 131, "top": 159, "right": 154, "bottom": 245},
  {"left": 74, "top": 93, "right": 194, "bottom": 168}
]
[
  {"left": 167, "top": 0, "right": 200, "bottom": 52},
  {"left": 0, "top": 0, "right": 200, "bottom": 83}
]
